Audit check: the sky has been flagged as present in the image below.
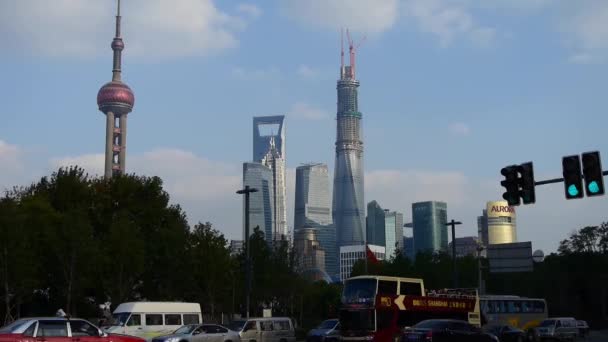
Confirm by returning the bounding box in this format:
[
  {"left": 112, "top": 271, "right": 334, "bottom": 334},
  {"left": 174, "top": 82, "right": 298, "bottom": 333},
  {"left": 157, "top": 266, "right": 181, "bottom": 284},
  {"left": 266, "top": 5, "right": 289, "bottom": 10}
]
[{"left": 1, "top": 0, "right": 608, "bottom": 254}]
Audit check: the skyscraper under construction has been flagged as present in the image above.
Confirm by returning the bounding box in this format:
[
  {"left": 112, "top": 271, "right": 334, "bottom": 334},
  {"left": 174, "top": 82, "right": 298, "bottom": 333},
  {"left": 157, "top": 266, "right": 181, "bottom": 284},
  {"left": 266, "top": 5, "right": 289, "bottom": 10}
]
[{"left": 333, "top": 30, "right": 365, "bottom": 248}]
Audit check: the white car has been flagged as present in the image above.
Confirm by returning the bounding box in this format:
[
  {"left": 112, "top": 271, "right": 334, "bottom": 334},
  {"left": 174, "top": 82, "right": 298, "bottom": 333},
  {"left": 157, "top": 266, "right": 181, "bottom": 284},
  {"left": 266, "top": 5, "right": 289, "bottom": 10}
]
[{"left": 152, "top": 324, "right": 240, "bottom": 342}]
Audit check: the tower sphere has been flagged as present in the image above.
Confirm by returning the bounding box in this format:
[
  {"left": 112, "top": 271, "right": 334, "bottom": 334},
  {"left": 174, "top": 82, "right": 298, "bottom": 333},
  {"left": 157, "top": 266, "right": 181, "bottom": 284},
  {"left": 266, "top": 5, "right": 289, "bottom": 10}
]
[{"left": 97, "top": 81, "right": 134, "bottom": 115}]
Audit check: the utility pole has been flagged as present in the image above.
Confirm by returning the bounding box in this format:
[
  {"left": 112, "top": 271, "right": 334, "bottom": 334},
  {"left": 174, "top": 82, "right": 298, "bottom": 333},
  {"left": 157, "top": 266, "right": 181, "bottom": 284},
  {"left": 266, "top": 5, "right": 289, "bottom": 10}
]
[
  {"left": 237, "top": 185, "right": 258, "bottom": 319},
  {"left": 446, "top": 219, "right": 462, "bottom": 288}
]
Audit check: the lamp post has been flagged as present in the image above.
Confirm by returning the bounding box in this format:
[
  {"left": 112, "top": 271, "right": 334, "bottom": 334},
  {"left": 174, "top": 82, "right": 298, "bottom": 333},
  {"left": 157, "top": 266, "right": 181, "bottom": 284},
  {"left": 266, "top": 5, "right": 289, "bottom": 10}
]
[
  {"left": 446, "top": 219, "right": 462, "bottom": 288},
  {"left": 476, "top": 243, "right": 486, "bottom": 295},
  {"left": 237, "top": 185, "right": 258, "bottom": 318}
]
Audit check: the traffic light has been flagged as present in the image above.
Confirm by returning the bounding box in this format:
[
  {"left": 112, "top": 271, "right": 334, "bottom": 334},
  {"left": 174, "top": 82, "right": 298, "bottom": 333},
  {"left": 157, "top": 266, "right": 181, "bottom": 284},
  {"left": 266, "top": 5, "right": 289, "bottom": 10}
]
[
  {"left": 562, "top": 155, "right": 583, "bottom": 199},
  {"left": 501, "top": 165, "right": 521, "bottom": 206},
  {"left": 519, "top": 162, "right": 535, "bottom": 204},
  {"left": 582, "top": 151, "right": 604, "bottom": 197}
]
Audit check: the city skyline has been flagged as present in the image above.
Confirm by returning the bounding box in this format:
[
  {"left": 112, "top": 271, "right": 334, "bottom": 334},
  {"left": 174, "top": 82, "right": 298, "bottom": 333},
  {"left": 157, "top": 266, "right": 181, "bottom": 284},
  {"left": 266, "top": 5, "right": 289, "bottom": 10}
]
[{"left": 2, "top": 1, "right": 608, "bottom": 254}]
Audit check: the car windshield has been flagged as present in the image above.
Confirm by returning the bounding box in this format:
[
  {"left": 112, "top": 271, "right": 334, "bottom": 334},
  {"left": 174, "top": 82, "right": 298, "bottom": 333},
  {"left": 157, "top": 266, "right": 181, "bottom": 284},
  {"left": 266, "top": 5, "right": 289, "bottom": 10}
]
[
  {"left": 0, "top": 319, "right": 32, "bottom": 333},
  {"left": 342, "top": 279, "right": 377, "bottom": 304},
  {"left": 317, "top": 320, "right": 338, "bottom": 330},
  {"left": 109, "top": 313, "right": 131, "bottom": 326},
  {"left": 174, "top": 325, "right": 198, "bottom": 335},
  {"left": 539, "top": 320, "right": 556, "bottom": 327},
  {"left": 227, "top": 320, "right": 246, "bottom": 332},
  {"left": 413, "top": 320, "right": 450, "bottom": 330}
]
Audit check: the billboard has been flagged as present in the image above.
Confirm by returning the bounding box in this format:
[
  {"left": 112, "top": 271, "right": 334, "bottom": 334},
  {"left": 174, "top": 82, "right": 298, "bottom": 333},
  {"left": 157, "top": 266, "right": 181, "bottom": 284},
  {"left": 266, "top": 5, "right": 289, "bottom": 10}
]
[
  {"left": 487, "top": 241, "right": 533, "bottom": 273},
  {"left": 486, "top": 201, "right": 516, "bottom": 218}
]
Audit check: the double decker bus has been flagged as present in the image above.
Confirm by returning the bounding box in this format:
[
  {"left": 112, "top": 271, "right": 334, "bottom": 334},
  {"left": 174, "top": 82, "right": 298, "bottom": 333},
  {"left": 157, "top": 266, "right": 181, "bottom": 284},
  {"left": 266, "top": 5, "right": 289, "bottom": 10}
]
[
  {"left": 339, "top": 276, "right": 481, "bottom": 342},
  {"left": 480, "top": 295, "right": 548, "bottom": 337}
]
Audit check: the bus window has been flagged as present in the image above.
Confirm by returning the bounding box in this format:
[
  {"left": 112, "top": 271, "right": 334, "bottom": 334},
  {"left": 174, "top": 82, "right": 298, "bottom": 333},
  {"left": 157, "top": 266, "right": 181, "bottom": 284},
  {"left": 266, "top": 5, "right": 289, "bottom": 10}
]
[
  {"left": 521, "top": 301, "right": 531, "bottom": 313},
  {"left": 507, "top": 301, "right": 521, "bottom": 313},
  {"left": 498, "top": 301, "right": 506, "bottom": 313},
  {"left": 533, "top": 300, "right": 546, "bottom": 313},
  {"left": 378, "top": 281, "right": 397, "bottom": 295},
  {"left": 480, "top": 300, "right": 489, "bottom": 314},
  {"left": 342, "top": 278, "right": 377, "bottom": 304},
  {"left": 400, "top": 282, "right": 422, "bottom": 296}
]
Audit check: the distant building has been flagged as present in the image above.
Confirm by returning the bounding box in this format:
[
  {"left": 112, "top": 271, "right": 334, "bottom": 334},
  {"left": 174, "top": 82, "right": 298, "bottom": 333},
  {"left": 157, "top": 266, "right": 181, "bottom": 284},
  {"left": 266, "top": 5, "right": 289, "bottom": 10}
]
[
  {"left": 478, "top": 201, "right": 517, "bottom": 245},
  {"left": 403, "top": 237, "right": 415, "bottom": 260},
  {"left": 253, "top": 116, "right": 287, "bottom": 241},
  {"left": 294, "top": 163, "right": 337, "bottom": 279},
  {"left": 448, "top": 236, "right": 480, "bottom": 257},
  {"left": 412, "top": 201, "right": 448, "bottom": 254},
  {"left": 294, "top": 228, "right": 332, "bottom": 282},
  {"left": 366, "top": 201, "right": 385, "bottom": 246},
  {"left": 339, "top": 245, "right": 385, "bottom": 282},
  {"left": 242, "top": 162, "right": 274, "bottom": 244},
  {"left": 230, "top": 240, "right": 244, "bottom": 256},
  {"left": 385, "top": 210, "right": 403, "bottom": 259}
]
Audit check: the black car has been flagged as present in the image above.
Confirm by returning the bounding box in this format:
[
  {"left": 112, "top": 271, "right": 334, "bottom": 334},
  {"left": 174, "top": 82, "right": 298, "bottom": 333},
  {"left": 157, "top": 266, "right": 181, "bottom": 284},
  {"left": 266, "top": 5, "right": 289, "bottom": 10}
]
[
  {"left": 402, "top": 319, "right": 498, "bottom": 342},
  {"left": 482, "top": 325, "right": 525, "bottom": 342}
]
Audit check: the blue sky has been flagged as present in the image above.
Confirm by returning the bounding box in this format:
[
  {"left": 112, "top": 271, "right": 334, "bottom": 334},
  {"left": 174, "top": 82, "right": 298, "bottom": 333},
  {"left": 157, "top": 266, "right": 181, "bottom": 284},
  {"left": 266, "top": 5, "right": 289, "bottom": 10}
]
[{"left": 1, "top": 0, "right": 608, "bottom": 253}]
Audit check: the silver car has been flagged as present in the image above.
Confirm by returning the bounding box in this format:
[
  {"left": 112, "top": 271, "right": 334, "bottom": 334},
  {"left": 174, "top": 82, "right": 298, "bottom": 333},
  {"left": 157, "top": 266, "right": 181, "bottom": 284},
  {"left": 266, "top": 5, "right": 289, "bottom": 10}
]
[{"left": 152, "top": 324, "right": 241, "bottom": 342}]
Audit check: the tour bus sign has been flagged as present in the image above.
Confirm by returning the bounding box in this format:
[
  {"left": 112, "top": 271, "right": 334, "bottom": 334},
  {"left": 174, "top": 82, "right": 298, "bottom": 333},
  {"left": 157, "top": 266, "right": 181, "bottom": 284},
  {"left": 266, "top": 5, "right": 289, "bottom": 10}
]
[{"left": 378, "top": 295, "right": 476, "bottom": 312}]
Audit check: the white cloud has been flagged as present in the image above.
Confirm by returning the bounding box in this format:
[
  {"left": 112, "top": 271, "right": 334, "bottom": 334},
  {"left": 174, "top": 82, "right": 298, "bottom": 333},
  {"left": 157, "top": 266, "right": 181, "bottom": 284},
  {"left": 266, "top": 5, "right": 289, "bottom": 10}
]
[
  {"left": 288, "top": 102, "right": 331, "bottom": 121},
  {"left": 403, "top": 0, "right": 495, "bottom": 47},
  {"left": 0, "top": 0, "right": 252, "bottom": 59},
  {"left": 237, "top": 3, "right": 262, "bottom": 19},
  {"left": 231, "top": 66, "right": 280, "bottom": 80},
  {"left": 281, "top": 0, "right": 399, "bottom": 33},
  {"left": 560, "top": 1, "right": 608, "bottom": 63},
  {"left": 0, "top": 140, "right": 26, "bottom": 192},
  {"left": 448, "top": 122, "right": 471, "bottom": 136}
]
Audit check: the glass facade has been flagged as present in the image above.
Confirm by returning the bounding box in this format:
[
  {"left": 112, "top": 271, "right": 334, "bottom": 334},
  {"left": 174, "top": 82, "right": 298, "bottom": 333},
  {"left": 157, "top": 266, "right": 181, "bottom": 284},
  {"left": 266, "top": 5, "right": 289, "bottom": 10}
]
[
  {"left": 242, "top": 162, "right": 274, "bottom": 244},
  {"left": 253, "top": 116, "right": 287, "bottom": 242},
  {"left": 339, "top": 244, "right": 385, "bottom": 282},
  {"left": 365, "top": 201, "right": 385, "bottom": 247},
  {"left": 294, "top": 163, "right": 337, "bottom": 279},
  {"left": 412, "top": 201, "right": 448, "bottom": 255},
  {"left": 384, "top": 210, "right": 403, "bottom": 259}
]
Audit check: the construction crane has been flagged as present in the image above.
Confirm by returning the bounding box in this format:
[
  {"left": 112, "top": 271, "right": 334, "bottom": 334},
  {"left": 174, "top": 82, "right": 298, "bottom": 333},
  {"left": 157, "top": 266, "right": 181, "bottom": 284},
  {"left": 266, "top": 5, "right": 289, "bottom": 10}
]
[{"left": 341, "top": 28, "right": 366, "bottom": 79}]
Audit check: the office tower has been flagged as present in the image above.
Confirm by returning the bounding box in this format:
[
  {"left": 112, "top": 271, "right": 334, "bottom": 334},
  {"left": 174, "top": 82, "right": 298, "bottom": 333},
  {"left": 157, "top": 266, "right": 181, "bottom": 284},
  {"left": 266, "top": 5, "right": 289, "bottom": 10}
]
[
  {"left": 242, "top": 162, "right": 274, "bottom": 244},
  {"left": 385, "top": 210, "right": 404, "bottom": 259},
  {"left": 97, "top": 0, "right": 135, "bottom": 178},
  {"left": 339, "top": 245, "right": 385, "bottom": 282},
  {"left": 294, "top": 228, "right": 332, "bottom": 282},
  {"left": 484, "top": 201, "right": 517, "bottom": 244},
  {"left": 333, "top": 31, "right": 365, "bottom": 249},
  {"left": 403, "top": 237, "right": 415, "bottom": 260},
  {"left": 253, "top": 116, "right": 287, "bottom": 241},
  {"left": 294, "top": 163, "right": 337, "bottom": 279},
  {"left": 477, "top": 209, "right": 489, "bottom": 246},
  {"left": 448, "top": 236, "right": 480, "bottom": 257},
  {"left": 366, "top": 201, "right": 385, "bottom": 246},
  {"left": 412, "top": 201, "right": 448, "bottom": 254},
  {"left": 229, "top": 240, "right": 244, "bottom": 256}
]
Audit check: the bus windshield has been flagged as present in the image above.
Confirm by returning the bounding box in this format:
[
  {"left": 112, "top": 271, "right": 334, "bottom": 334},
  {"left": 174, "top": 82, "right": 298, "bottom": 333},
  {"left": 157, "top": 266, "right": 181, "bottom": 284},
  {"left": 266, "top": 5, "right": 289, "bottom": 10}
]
[{"left": 342, "top": 278, "right": 377, "bottom": 304}]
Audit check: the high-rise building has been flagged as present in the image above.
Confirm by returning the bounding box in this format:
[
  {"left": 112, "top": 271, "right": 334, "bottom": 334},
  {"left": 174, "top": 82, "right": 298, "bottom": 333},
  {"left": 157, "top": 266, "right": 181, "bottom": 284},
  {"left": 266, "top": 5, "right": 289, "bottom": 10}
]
[
  {"left": 333, "top": 32, "right": 365, "bottom": 249},
  {"left": 448, "top": 236, "right": 480, "bottom": 257},
  {"left": 97, "top": 0, "right": 135, "bottom": 179},
  {"left": 253, "top": 116, "right": 287, "bottom": 241},
  {"left": 294, "top": 228, "right": 332, "bottom": 282},
  {"left": 242, "top": 162, "right": 274, "bottom": 244},
  {"left": 229, "top": 240, "right": 244, "bottom": 256},
  {"left": 385, "top": 210, "right": 404, "bottom": 259},
  {"left": 412, "top": 201, "right": 448, "bottom": 254},
  {"left": 366, "top": 201, "right": 385, "bottom": 246},
  {"left": 480, "top": 201, "right": 517, "bottom": 245},
  {"left": 403, "top": 237, "right": 415, "bottom": 260},
  {"left": 339, "top": 244, "right": 385, "bottom": 282},
  {"left": 294, "top": 163, "right": 337, "bottom": 278}
]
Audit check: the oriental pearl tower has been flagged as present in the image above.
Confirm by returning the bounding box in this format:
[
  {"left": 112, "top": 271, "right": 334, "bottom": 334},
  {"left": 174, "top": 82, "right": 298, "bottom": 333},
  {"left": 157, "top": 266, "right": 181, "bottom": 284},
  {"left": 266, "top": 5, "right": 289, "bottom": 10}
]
[{"left": 97, "top": 0, "right": 135, "bottom": 178}]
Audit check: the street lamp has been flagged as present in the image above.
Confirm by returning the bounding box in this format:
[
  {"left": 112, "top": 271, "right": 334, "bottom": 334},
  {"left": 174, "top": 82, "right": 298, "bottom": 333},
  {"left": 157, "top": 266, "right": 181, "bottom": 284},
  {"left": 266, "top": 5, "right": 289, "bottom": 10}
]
[
  {"left": 476, "top": 243, "right": 486, "bottom": 295},
  {"left": 446, "top": 219, "right": 462, "bottom": 288},
  {"left": 236, "top": 185, "right": 258, "bottom": 319}
]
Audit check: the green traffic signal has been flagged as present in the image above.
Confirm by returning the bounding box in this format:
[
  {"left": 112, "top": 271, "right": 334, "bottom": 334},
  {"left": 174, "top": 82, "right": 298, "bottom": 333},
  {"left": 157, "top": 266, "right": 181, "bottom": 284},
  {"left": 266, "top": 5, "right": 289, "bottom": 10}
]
[
  {"left": 562, "top": 155, "right": 584, "bottom": 200},
  {"left": 582, "top": 151, "right": 604, "bottom": 197},
  {"left": 568, "top": 184, "right": 580, "bottom": 197},
  {"left": 588, "top": 181, "right": 600, "bottom": 194}
]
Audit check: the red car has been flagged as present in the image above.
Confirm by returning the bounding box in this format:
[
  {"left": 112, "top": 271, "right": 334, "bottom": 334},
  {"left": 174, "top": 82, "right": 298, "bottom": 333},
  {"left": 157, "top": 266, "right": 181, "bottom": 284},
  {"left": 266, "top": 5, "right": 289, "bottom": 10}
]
[{"left": 0, "top": 317, "right": 145, "bottom": 342}]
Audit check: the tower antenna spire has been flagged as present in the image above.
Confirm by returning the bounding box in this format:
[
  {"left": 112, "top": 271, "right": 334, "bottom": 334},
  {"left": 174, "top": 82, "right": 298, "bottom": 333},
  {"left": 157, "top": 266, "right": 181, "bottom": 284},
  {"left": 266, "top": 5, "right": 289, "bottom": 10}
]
[
  {"left": 112, "top": 0, "right": 124, "bottom": 81},
  {"left": 340, "top": 28, "right": 344, "bottom": 70}
]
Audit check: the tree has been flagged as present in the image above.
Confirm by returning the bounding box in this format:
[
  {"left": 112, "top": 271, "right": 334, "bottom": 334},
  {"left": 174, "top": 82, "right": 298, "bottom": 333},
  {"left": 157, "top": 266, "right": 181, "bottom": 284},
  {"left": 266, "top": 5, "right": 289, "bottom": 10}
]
[
  {"left": 558, "top": 224, "right": 608, "bottom": 254},
  {"left": 189, "top": 222, "right": 232, "bottom": 318}
]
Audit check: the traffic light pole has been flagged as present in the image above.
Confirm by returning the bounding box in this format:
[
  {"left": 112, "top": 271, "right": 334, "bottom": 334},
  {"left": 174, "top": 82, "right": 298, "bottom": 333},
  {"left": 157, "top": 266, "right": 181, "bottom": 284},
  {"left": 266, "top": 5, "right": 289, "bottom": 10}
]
[
  {"left": 534, "top": 170, "right": 608, "bottom": 186},
  {"left": 446, "top": 219, "right": 462, "bottom": 289}
]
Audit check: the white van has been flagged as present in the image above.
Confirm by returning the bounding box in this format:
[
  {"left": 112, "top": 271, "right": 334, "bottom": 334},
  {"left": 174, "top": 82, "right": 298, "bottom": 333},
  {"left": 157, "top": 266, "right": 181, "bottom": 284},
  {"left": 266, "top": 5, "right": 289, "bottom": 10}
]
[
  {"left": 102, "top": 302, "right": 202, "bottom": 340},
  {"left": 228, "top": 317, "right": 295, "bottom": 342}
]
